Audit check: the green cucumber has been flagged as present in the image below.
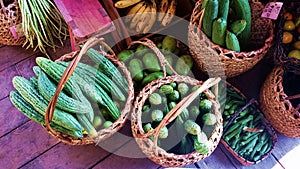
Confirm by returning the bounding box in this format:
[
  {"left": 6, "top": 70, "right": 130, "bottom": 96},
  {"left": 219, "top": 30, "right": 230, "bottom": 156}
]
[
  {"left": 117, "top": 49, "right": 134, "bottom": 62},
  {"left": 218, "top": 0, "right": 229, "bottom": 20},
  {"left": 202, "top": 0, "right": 218, "bottom": 38},
  {"left": 142, "top": 72, "right": 164, "bottom": 85},
  {"left": 142, "top": 52, "right": 161, "bottom": 72},
  {"left": 229, "top": 19, "right": 247, "bottom": 36},
  {"left": 128, "top": 58, "right": 144, "bottom": 81},
  {"left": 12, "top": 76, "right": 82, "bottom": 131},
  {"left": 10, "top": 91, "right": 83, "bottom": 138},
  {"left": 212, "top": 18, "right": 227, "bottom": 46},
  {"left": 225, "top": 31, "right": 240, "bottom": 52}
]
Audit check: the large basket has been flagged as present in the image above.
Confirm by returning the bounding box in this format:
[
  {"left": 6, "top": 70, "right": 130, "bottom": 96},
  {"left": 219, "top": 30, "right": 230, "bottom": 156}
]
[
  {"left": 188, "top": 0, "right": 274, "bottom": 78},
  {"left": 273, "top": 0, "right": 300, "bottom": 75},
  {"left": 0, "top": 0, "right": 25, "bottom": 45},
  {"left": 260, "top": 66, "right": 300, "bottom": 138},
  {"left": 44, "top": 37, "right": 135, "bottom": 145},
  {"left": 130, "top": 39, "right": 223, "bottom": 167}
]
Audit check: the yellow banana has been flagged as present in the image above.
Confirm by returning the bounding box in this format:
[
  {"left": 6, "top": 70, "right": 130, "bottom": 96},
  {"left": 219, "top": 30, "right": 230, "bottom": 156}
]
[
  {"left": 125, "top": 1, "right": 145, "bottom": 23},
  {"left": 161, "top": 0, "right": 177, "bottom": 26},
  {"left": 129, "top": 3, "right": 149, "bottom": 30},
  {"left": 142, "top": 1, "right": 157, "bottom": 33},
  {"left": 115, "top": 0, "right": 142, "bottom": 9},
  {"left": 134, "top": 4, "right": 152, "bottom": 32},
  {"left": 157, "top": 0, "right": 169, "bottom": 21}
]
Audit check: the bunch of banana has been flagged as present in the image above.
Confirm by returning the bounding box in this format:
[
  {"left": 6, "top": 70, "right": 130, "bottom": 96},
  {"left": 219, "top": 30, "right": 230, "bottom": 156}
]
[{"left": 114, "top": 0, "right": 177, "bottom": 33}]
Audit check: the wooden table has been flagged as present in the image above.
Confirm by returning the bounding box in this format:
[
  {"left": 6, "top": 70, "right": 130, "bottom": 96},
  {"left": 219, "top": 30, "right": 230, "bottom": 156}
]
[{"left": 1, "top": 38, "right": 300, "bottom": 169}]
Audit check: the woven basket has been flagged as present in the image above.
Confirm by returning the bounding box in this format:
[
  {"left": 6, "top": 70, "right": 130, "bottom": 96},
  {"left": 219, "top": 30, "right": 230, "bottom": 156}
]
[
  {"left": 188, "top": 0, "right": 274, "bottom": 78},
  {"left": 220, "top": 83, "right": 277, "bottom": 165},
  {"left": 260, "top": 66, "right": 300, "bottom": 138},
  {"left": 43, "top": 37, "right": 134, "bottom": 145},
  {"left": 130, "top": 39, "right": 223, "bottom": 167},
  {"left": 273, "top": 0, "right": 300, "bottom": 75},
  {"left": 0, "top": 0, "right": 25, "bottom": 45}
]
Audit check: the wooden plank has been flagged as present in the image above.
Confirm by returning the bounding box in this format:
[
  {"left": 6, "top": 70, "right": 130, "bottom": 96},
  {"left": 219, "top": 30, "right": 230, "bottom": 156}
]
[
  {"left": 0, "top": 97, "right": 29, "bottom": 137},
  {"left": 94, "top": 139, "right": 160, "bottom": 169},
  {"left": 270, "top": 133, "right": 300, "bottom": 169},
  {"left": 0, "top": 45, "right": 37, "bottom": 72},
  {"left": 219, "top": 142, "right": 280, "bottom": 169},
  {"left": 0, "top": 121, "right": 59, "bottom": 168},
  {"left": 15, "top": 55, "right": 37, "bottom": 80},
  {"left": 0, "top": 65, "right": 19, "bottom": 100},
  {"left": 196, "top": 147, "right": 236, "bottom": 169}
]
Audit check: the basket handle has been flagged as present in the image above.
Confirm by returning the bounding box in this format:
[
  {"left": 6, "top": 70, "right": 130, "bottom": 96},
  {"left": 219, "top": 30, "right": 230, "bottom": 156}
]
[
  {"left": 129, "top": 38, "right": 178, "bottom": 77},
  {"left": 142, "top": 77, "right": 221, "bottom": 153},
  {"left": 44, "top": 37, "right": 106, "bottom": 136}
]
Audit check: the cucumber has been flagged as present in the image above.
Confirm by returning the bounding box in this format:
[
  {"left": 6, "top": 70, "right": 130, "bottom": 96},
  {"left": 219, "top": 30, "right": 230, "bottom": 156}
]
[
  {"left": 202, "top": 0, "right": 218, "bottom": 38},
  {"left": 58, "top": 62, "right": 126, "bottom": 102},
  {"left": 76, "top": 114, "right": 98, "bottom": 138},
  {"left": 12, "top": 76, "right": 82, "bottom": 132},
  {"left": 159, "top": 85, "right": 174, "bottom": 95},
  {"left": 218, "top": 0, "right": 229, "bottom": 20},
  {"left": 225, "top": 31, "right": 240, "bottom": 52},
  {"left": 10, "top": 91, "right": 83, "bottom": 138},
  {"left": 142, "top": 72, "right": 164, "bottom": 85},
  {"left": 117, "top": 49, "right": 134, "bottom": 62},
  {"left": 86, "top": 48, "right": 128, "bottom": 91},
  {"left": 129, "top": 58, "right": 144, "bottom": 81},
  {"left": 142, "top": 52, "right": 161, "bottom": 72},
  {"left": 36, "top": 67, "right": 94, "bottom": 115},
  {"left": 212, "top": 18, "right": 227, "bottom": 46},
  {"left": 230, "top": 0, "right": 251, "bottom": 49},
  {"left": 229, "top": 19, "right": 247, "bottom": 36}
]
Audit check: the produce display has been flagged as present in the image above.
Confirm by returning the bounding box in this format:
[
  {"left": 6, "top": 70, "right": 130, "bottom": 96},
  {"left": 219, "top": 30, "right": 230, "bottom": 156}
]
[
  {"left": 141, "top": 82, "right": 217, "bottom": 155},
  {"left": 114, "top": 0, "right": 177, "bottom": 33},
  {"left": 220, "top": 85, "right": 276, "bottom": 163},
  {"left": 117, "top": 36, "right": 194, "bottom": 91},
  {"left": 201, "top": 0, "right": 251, "bottom": 51},
  {"left": 281, "top": 9, "right": 300, "bottom": 60},
  {"left": 9, "top": 51, "right": 128, "bottom": 139}
]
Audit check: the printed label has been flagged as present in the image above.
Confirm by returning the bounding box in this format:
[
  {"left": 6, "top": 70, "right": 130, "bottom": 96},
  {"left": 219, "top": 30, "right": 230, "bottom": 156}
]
[{"left": 261, "top": 2, "right": 284, "bottom": 20}]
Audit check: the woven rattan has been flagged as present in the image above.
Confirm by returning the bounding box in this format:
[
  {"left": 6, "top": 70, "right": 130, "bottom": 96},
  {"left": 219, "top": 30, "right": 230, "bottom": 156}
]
[
  {"left": 188, "top": 0, "right": 274, "bottom": 78},
  {"left": 130, "top": 39, "right": 223, "bottom": 167},
  {"left": 43, "top": 37, "right": 134, "bottom": 145},
  {"left": 0, "top": 0, "right": 25, "bottom": 45},
  {"left": 260, "top": 66, "right": 300, "bottom": 138}
]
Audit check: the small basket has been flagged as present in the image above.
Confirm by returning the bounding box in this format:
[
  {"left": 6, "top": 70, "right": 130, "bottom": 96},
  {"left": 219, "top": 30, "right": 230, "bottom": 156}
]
[
  {"left": 260, "top": 66, "right": 300, "bottom": 138},
  {"left": 44, "top": 37, "right": 135, "bottom": 145},
  {"left": 273, "top": 0, "right": 300, "bottom": 75},
  {"left": 0, "top": 0, "right": 25, "bottom": 46},
  {"left": 188, "top": 0, "right": 274, "bottom": 78},
  {"left": 130, "top": 39, "right": 223, "bottom": 167},
  {"left": 220, "top": 83, "right": 277, "bottom": 165}
]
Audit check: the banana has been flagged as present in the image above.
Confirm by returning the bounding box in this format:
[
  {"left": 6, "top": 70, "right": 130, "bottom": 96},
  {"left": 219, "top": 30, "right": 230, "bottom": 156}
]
[
  {"left": 142, "top": 0, "right": 157, "bottom": 33},
  {"left": 134, "top": 4, "right": 152, "bottom": 32},
  {"left": 129, "top": 3, "right": 149, "bottom": 30},
  {"left": 157, "top": 0, "right": 169, "bottom": 21},
  {"left": 115, "top": 0, "right": 142, "bottom": 8},
  {"left": 161, "top": 0, "right": 177, "bottom": 26},
  {"left": 125, "top": 1, "right": 145, "bottom": 23}
]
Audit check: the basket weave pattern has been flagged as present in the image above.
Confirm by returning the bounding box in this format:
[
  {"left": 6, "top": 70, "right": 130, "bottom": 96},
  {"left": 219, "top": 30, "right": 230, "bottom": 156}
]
[
  {"left": 188, "top": 0, "right": 274, "bottom": 78},
  {"left": 0, "top": 1, "right": 25, "bottom": 45},
  {"left": 260, "top": 66, "right": 300, "bottom": 138},
  {"left": 44, "top": 38, "right": 135, "bottom": 145}
]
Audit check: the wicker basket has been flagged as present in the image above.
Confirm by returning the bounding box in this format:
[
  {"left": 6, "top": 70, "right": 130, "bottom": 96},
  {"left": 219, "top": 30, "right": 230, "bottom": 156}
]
[
  {"left": 130, "top": 39, "right": 223, "bottom": 167},
  {"left": 220, "top": 83, "right": 277, "bottom": 165},
  {"left": 43, "top": 37, "right": 134, "bottom": 145},
  {"left": 0, "top": 0, "right": 25, "bottom": 45},
  {"left": 273, "top": 0, "right": 300, "bottom": 75},
  {"left": 260, "top": 66, "right": 300, "bottom": 138},
  {"left": 188, "top": 0, "right": 274, "bottom": 78}
]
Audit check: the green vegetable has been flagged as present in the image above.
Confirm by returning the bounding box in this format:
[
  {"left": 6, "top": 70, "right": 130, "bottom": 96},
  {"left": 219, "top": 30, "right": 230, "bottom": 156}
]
[
  {"left": 178, "top": 83, "right": 189, "bottom": 96},
  {"left": 202, "top": 0, "right": 219, "bottom": 38},
  {"left": 142, "top": 53, "right": 161, "bottom": 72},
  {"left": 169, "top": 90, "right": 180, "bottom": 101},
  {"left": 129, "top": 58, "right": 144, "bottom": 81},
  {"left": 143, "top": 123, "right": 152, "bottom": 133},
  {"left": 229, "top": 19, "right": 247, "bottom": 36},
  {"left": 149, "top": 93, "right": 162, "bottom": 105},
  {"left": 168, "top": 101, "right": 177, "bottom": 110},
  {"left": 218, "top": 0, "right": 229, "bottom": 20},
  {"left": 202, "top": 113, "right": 217, "bottom": 125},
  {"left": 184, "top": 120, "right": 201, "bottom": 135},
  {"left": 142, "top": 72, "right": 164, "bottom": 85},
  {"left": 103, "top": 121, "right": 113, "bottom": 128},
  {"left": 175, "top": 55, "right": 193, "bottom": 76},
  {"left": 159, "top": 85, "right": 174, "bottom": 95},
  {"left": 164, "top": 54, "right": 174, "bottom": 75},
  {"left": 170, "top": 82, "right": 177, "bottom": 88},
  {"left": 117, "top": 49, "right": 134, "bottom": 62},
  {"left": 10, "top": 91, "right": 83, "bottom": 138},
  {"left": 159, "top": 126, "right": 169, "bottom": 139},
  {"left": 162, "top": 36, "right": 177, "bottom": 52},
  {"left": 93, "top": 115, "right": 103, "bottom": 129},
  {"left": 136, "top": 44, "right": 149, "bottom": 57},
  {"left": 199, "top": 99, "right": 212, "bottom": 112},
  {"left": 193, "top": 136, "right": 209, "bottom": 154},
  {"left": 189, "top": 105, "right": 200, "bottom": 120},
  {"left": 179, "top": 108, "right": 189, "bottom": 121},
  {"left": 212, "top": 18, "right": 227, "bottom": 46},
  {"left": 151, "top": 109, "right": 164, "bottom": 122},
  {"left": 225, "top": 31, "right": 240, "bottom": 52}
]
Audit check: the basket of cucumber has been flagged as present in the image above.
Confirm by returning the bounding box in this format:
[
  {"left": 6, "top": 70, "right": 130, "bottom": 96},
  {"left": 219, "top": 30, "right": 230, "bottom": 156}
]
[
  {"left": 130, "top": 39, "right": 223, "bottom": 167},
  {"left": 219, "top": 82, "right": 277, "bottom": 165},
  {"left": 9, "top": 37, "right": 135, "bottom": 145},
  {"left": 273, "top": 0, "right": 300, "bottom": 75},
  {"left": 260, "top": 66, "right": 300, "bottom": 138},
  {"left": 188, "top": 0, "right": 274, "bottom": 78},
  {"left": 0, "top": 0, "right": 25, "bottom": 45}
]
